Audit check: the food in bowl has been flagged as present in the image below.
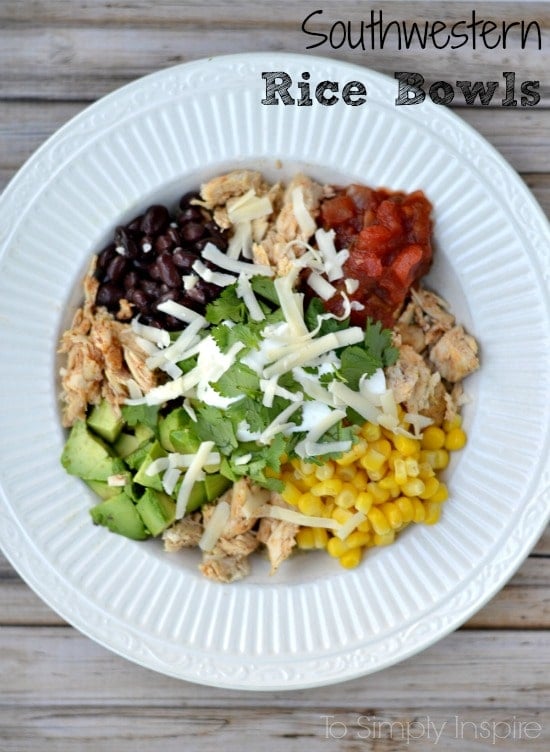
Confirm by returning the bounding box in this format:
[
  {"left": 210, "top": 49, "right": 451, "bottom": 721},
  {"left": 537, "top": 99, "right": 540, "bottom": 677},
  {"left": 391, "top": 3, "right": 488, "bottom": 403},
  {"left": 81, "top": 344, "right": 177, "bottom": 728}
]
[{"left": 58, "top": 170, "right": 479, "bottom": 582}]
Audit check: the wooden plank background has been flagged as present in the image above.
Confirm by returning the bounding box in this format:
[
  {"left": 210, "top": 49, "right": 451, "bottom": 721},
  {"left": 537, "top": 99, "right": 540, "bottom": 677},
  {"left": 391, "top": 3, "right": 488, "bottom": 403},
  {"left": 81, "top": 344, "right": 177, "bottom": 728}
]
[{"left": 0, "top": 2, "right": 549, "bottom": 750}]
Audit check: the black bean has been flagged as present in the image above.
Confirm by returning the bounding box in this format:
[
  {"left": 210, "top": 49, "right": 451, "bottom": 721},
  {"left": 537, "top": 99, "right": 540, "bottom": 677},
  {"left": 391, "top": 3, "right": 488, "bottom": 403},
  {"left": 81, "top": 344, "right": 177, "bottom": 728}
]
[
  {"left": 126, "top": 215, "right": 144, "bottom": 232},
  {"left": 180, "top": 221, "right": 205, "bottom": 243},
  {"left": 141, "top": 205, "right": 170, "bottom": 235},
  {"left": 154, "top": 234, "right": 174, "bottom": 253},
  {"left": 105, "top": 254, "right": 128, "bottom": 283},
  {"left": 179, "top": 191, "right": 200, "bottom": 210},
  {"left": 156, "top": 252, "right": 181, "bottom": 288},
  {"left": 193, "top": 236, "right": 222, "bottom": 253},
  {"left": 114, "top": 226, "right": 139, "bottom": 259},
  {"left": 178, "top": 206, "right": 204, "bottom": 224},
  {"left": 166, "top": 226, "right": 182, "bottom": 245},
  {"left": 184, "top": 283, "right": 207, "bottom": 307},
  {"left": 96, "top": 283, "right": 124, "bottom": 309},
  {"left": 123, "top": 270, "right": 139, "bottom": 289},
  {"left": 129, "top": 288, "right": 150, "bottom": 312},
  {"left": 140, "top": 279, "right": 161, "bottom": 298},
  {"left": 172, "top": 249, "right": 197, "bottom": 271}
]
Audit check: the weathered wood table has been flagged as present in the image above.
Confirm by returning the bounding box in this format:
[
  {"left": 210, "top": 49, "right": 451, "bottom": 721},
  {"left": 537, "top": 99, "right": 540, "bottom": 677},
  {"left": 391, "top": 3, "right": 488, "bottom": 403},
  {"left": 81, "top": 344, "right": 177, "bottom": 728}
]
[{"left": 1, "top": 3, "right": 548, "bottom": 750}]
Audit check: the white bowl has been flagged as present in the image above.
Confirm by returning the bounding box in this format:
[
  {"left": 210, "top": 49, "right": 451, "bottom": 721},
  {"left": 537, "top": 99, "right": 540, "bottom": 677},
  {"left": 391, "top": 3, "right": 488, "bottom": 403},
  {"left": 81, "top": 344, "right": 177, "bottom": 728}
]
[{"left": 0, "top": 53, "right": 549, "bottom": 690}]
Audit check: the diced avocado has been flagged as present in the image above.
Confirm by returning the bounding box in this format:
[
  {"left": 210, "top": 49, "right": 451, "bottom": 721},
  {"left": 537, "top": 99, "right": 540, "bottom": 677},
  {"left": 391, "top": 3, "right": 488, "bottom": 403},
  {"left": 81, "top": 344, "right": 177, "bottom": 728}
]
[
  {"left": 136, "top": 488, "right": 176, "bottom": 536},
  {"left": 134, "top": 422, "right": 155, "bottom": 444},
  {"left": 125, "top": 440, "right": 154, "bottom": 471},
  {"left": 170, "top": 428, "right": 200, "bottom": 454},
  {"left": 114, "top": 431, "right": 142, "bottom": 459},
  {"left": 186, "top": 480, "right": 208, "bottom": 513},
  {"left": 61, "top": 420, "right": 125, "bottom": 481},
  {"left": 204, "top": 473, "right": 232, "bottom": 502},
  {"left": 159, "top": 408, "right": 192, "bottom": 452},
  {"left": 90, "top": 492, "right": 149, "bottom": 540},
  {"left": 134, "top": 440, "right": 167, "bottom": 491},
  {"left": 85, "top": 478, "right": 125, "bottom": 501},
  {"left": 87, "top": 400, "right": 125, "bottom": 444}
]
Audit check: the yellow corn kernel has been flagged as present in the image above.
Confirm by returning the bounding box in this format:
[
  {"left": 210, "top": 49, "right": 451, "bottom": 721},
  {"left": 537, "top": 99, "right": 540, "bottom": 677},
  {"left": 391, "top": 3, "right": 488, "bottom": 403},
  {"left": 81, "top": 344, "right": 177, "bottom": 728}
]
[
  {"left": 335, "top": 485, "right": 357, "bottom": 509},
  {"left": 357, "top": 519, "right": 372, "bottom": 533},
  {"left": 367, "top": 506, "right": 391, "bottom": 535},
  {"left": 405, "top": 458, "right": 420, "bottom": 477},
  {"left": 373, "top": 531, "right": 396, "bottom": 546},
  {"left": 419, "top": 449, "right": 449, "bottom": 470},
  {"left": 296, "top": 528, "right": 316, "bottom": 549},
  {"left": 393, "top": 458, "right": 408, "bottom": 485},
  {"left": 445, "top": 427, "right": 467, "bottom": 452},
  {"left": 361, "top": 422, "right": 382, "bottom": 442},
  {"left": 371, "top": 438, "right": 392, "bottom": 459},
  {"left": 345, "top": 530, "right": 371, "bottom": 548},
  {"left": 339, "top": 546, "right": 363, "bottom": 569},
  {"left": 299, "top": 472, "right": 318, "bottom": 490},
  {"left": 443, "top": 414, "right": 462, "bottom": 432},
  {"left": 314, "top": 461, "right": 335, "bottom": 480},
  {"left": 419, "top": 476, "right": 440, "bottom": 499},
  {"left": 366, "top": 467, "right": 386, "bottom": 482},
  {"left": 335, "top": 440, "right": 367, "bottom": 466},
  {"left": 355, "top": 491, "right": 374, "bottom": 514},
  {"left": 336, "top": 465, "right": 357, "bottom": 482},
  {"left": 418, "top": 461, "right": 435, "bottom": 480},
  {"left": 298, "top": 460, "right": 316, "bottom": 476},
  {"left": 395, "top": 496, "right": 414, "bottom": 524},
  {"left": 281, "top": 481, "right": 301, "bottom": 506},
  {"left": 323, "top": 501, "right": 336, "bottom": 518},
  {"left": 351, "top": 470, "right": 369, "bottom": 491},
  {"left": 430, "top": 483, "right": 449, "bottom": 503},
  {"left": 367, "top": 482, "right": 391, "bottom": 503},
  {"left": 381, "top": 501, "right": 403, "bottom": 530},
  {"left": 421, "top": 425, "right": 446, "bottom": 450},
  {"left": 298, "top": 493, "right": 325, "bottom": 517},
  {"left": 327, "top": 536, "right": 349, "bottom": 558},
  {"left": 393, "top": 434, "right": 420, "bottom": 457},
  {"left": 433, "top": 449, "right": 449, "bottom": 470},
  {"left": 360, "top": 448, "right": 387, "bottom": 474},
  {"left": 311, "top": 478, "right": 343, "bottom": 497},
  {"left": 332, "top": 507, "right": 354, "bottom": 525},
  {"left": 401, "top": 478, "right": 426, "bottom": 497},
  {"left": 423, "top": 501, "right": 441, "bottom": 525},
  {"left": 313, "top": 527, "right": 329, "bottom": 549},
  {"left": 411, "top": 496, "right": 426, "bottom": 522}
]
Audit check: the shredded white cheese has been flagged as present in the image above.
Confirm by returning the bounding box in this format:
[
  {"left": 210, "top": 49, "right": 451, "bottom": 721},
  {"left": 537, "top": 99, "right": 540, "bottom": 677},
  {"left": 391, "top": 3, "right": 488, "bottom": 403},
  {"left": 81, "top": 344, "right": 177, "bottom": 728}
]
[
  {"left": 198, "top": 500, "right": 231, "bottom": 551},
  {"left": 175, "top": 441, "right": 215, "bottom": 519}
]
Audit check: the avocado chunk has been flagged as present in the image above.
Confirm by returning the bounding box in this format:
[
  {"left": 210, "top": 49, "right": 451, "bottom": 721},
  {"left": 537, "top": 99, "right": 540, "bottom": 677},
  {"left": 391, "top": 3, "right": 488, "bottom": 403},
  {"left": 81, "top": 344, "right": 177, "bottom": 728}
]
[
  {"left": 170, "top": 428, "right": 200, "bottom": 454},
  {"left": 204, "top": 473, "right": 232, "bottom": 502},
  {"left": 136, "top": 488, "right": 176, "bottom": 536},
  {"left": 85, "top": 478, "right": 125, "bottom": 501},
  {"left": 114, "top": 432, "right": 142, "bottom": 459},
  {"left": 133, "top": 440, "right": 167, "bottom": 491},
  {"left": 159, "top": 407, "right": 193, "bottom": 452},
  {"left": 186, "top": 480, "right": 208, "bottom": 513},
  {"left": 61, "top": 420, "right": 125, "bottom": 481},
  {"left": 90, "top": 492, "right": 149, "bottom": 540},
  {"left": 87, "top": 400, "right": 125, "bottom": 443}
]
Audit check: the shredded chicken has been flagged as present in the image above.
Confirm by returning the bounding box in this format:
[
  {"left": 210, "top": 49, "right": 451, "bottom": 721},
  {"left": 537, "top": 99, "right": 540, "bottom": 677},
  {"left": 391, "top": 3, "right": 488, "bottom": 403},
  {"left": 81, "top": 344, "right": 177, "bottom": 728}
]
[
  {"left": 429, "top": 325, "right": 480, "bottom": 383},
  {"left": 162, "top": 513, "right": 204, "bottom": 551},
  {"left": 257, "top": 493, "right": 298, "bottom": 575},
  {"left": 58, "top": 258, "right": 158, "bottom": 427},
  {"left": 199, "top": 554, "right": 251, "bottom": 583}
]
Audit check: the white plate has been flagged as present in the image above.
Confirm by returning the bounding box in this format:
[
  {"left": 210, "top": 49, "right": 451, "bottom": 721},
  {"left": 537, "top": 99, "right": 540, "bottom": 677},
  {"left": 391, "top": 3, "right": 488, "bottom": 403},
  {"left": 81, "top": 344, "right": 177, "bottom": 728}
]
[{"left": 0, "top": 53, "right": 549, "bottom": 690}]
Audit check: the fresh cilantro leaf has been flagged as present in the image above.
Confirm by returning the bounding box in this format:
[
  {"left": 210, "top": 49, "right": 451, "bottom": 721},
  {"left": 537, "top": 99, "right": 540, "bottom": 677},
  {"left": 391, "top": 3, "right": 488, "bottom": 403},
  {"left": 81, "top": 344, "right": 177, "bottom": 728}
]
[
  {"left": 194, "top": 405, "right": 238, "bottom": 455},
  {"left": 250, "top": 276, "right": 280, "bottom": 307},
  {"left": 213, "top": 363, "right": 261, "bottom": 399},
  {"left": 305, "top": 296, "right": 349, "bottom": 335},
  {"left": 340, "top": 345, "right": 380, "bottom": 389},
  {"left": 121, "top": 404, "right": 160, "bottom": 433},
  {"left": 205, "top": 283, "right": 245, "bottom": 324},
  {"left": 210, "top": 320, "right": 265, "bottom": 355},
  {"left": 364, "top": 317, "right": 399, "bottom": 367}
]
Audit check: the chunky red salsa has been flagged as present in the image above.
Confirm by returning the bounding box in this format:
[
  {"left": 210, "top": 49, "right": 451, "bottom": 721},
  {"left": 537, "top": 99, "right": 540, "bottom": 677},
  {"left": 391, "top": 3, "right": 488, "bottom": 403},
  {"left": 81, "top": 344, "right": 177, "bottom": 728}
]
[{"left": 319, "top": 185, "right": 433, "bottom": 328}]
